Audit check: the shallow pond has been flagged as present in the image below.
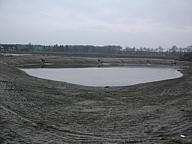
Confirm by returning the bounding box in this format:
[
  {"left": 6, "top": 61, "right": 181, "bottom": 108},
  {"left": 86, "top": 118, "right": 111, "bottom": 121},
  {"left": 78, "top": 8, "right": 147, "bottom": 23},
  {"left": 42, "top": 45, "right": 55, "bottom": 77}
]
[{"left": 22, "top": 67, "right": 183, "bottom": 87}]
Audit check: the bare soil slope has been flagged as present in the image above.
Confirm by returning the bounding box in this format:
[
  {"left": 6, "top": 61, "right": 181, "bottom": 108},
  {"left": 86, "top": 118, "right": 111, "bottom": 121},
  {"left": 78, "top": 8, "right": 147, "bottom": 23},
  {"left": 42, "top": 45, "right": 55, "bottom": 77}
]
[{"left": 0, "top": 54, "right": 192, "bottom": 144}]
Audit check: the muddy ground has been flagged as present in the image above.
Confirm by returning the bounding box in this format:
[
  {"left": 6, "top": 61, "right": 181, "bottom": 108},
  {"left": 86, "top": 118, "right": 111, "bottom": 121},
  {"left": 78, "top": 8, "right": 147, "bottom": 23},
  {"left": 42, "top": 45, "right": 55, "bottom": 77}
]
[{"left": 0, "top": 53, "right": 192, "bottom": 144}]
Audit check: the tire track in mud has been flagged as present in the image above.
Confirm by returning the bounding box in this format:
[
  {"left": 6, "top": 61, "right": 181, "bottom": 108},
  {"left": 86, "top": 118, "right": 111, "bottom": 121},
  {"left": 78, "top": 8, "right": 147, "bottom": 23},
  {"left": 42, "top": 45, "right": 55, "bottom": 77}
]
[
  {"left": 0, "top": 80, "right": 128, "bottom": 143},
  {"left": 0, "top": 103, "right": 129, "bottom": 143},
  {"left": 160, "top": 86, "right": 185, "bottom": 97},
  {"left": 0, "top": 104, "right": 32, "bottom": 123}
]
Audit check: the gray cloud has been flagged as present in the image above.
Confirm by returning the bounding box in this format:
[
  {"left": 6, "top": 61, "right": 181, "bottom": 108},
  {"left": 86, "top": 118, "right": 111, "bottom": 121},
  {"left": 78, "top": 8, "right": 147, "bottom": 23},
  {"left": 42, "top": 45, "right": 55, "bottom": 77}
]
[{"left": 0, "top": 0, "right": 192, "bottom": 48}]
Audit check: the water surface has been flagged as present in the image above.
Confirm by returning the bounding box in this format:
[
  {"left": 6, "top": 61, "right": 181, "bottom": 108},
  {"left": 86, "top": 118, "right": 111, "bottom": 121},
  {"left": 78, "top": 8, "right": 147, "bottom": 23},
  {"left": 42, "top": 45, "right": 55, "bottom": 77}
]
[{"left": 22, "top": 67, "right": 183, "bottom": 87}]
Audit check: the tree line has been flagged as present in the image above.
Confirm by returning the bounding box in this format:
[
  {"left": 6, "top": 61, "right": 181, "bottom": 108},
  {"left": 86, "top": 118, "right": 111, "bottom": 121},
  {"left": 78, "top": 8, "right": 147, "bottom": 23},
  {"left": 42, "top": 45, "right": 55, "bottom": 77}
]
[{"left": 0, "top": 44, "right": 192, "bottom": 57}]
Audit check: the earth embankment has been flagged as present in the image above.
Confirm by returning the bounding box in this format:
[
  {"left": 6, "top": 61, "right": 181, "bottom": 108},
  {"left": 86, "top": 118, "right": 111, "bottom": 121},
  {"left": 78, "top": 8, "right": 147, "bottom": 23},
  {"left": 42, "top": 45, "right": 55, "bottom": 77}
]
[{"left": 0, "top": 54, "right": 192, "bottom": 144}]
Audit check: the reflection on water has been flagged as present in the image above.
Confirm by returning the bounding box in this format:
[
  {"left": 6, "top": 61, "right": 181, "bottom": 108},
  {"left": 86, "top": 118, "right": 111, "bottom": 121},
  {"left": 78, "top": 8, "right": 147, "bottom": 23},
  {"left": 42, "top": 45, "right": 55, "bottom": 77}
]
[{"left": 22, "top": 67, "right": 183, "bottom": 87}]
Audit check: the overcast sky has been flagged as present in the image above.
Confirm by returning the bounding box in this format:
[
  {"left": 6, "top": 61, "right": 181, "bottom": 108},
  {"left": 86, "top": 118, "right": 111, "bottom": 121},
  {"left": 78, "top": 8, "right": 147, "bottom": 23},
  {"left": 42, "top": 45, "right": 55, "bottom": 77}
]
[{"left": 0, "top": 0, "right": 192, "bottom": 48}]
